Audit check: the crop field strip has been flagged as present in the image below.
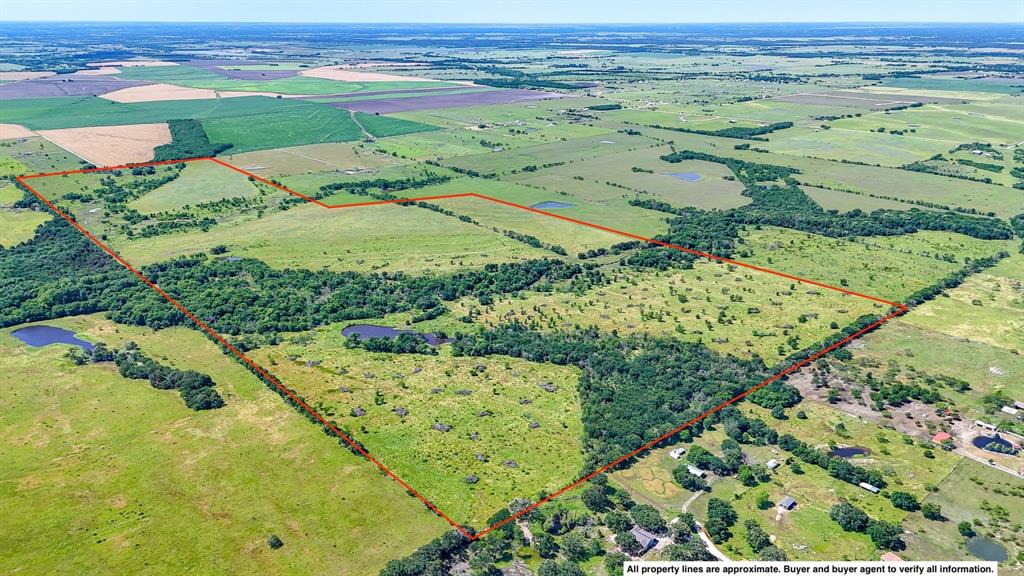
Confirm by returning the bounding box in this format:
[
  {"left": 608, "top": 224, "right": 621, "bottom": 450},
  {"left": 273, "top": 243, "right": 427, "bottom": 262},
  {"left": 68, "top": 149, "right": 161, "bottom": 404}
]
[{"left": 16, "top": 155, "right": 910, "bottom": 540}]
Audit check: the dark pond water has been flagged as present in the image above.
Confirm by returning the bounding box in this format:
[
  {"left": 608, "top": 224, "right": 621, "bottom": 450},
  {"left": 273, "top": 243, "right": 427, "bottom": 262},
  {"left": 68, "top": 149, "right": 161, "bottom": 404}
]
[
  {"left": 828, "top": 446, "right": 870, "bottom": 458},
  {"left": 530, "top": 201, "right": 575, "bottom": 209},
  {"left": 11, "top": 325, "right": 95, "bottom": 351},
  {"left": 666, "top": 172, "right": 702, "bottom": 182},
  {"left": 342, "top": 324, "right": 448, "bottom": 346},
  {"left": 972, "top": 435, "right": 1015, "bottom": 452},
  {"left": 967, "top": 536, "right": 1008, "bottom": 562}
]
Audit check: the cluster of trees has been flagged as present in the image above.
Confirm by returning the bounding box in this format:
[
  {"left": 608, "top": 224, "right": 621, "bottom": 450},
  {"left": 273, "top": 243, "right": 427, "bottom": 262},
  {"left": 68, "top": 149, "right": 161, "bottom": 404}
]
[
  {"left": 829, "top": 502, "right": 904, "bottom": 551},
  {"left": 637, "top": 121, "right": 794, "bottom": 141},
  {"left": 745, "top": 520, "right": 788, "bottom": 560},
  {"left": 778, "top": 434, "right": 886, "bottom": 489},
  {"left": 705, "top": 497, "right": 737, "bottom": 543},
  {"left": 452, "top": 325, "right": 769, "bottom": 468},
  {"left": 68, "top": 341, "right": 224, "bottom": 410},
  {"left": 152, "top": 119, "right": 232, "bottom": 161}
]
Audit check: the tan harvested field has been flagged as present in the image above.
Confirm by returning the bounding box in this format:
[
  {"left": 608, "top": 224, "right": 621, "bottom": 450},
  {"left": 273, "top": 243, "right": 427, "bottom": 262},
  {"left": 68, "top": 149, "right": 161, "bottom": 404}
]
[
  {"left": 300, "top": 65, "right": 439, "bottom": 83},
  {"left": 71, "top": 66, "right": 121, "bottom": 76},
  {"left": 348, "top": 61, "right": 430, "bottom": 68},
  {"left": 0, "top": 71, "right": 55, "bottom": 81},
  {"left": 87, "top": 60, "right": 177, "bottom": 67},
  {"left": 0, "top": 124, "right": 36, "bottom": 140},
  {"left": 99, "top": 82, "right": 281, "bottom": 103},
  {"left": 37, "top": 123, "right": 172, "bottom": 166}
]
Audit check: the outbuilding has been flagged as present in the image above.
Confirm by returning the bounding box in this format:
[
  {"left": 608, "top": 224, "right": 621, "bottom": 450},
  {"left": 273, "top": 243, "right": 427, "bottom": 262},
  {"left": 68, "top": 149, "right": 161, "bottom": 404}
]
[
  {"left": 859, "top": 482, "right": 880, "bottom": 494},
  {"left": 686, "top": 464, "right": 707, "bottom": 478},
  {"left": 765, "top": 459, "right": 780, "bottom": 470},
  {"left": 931, "top": 431, "right": 952, "bottom": 444},
  {"left": 778, "top": 496, "right": 797, "bottom": 510},
  {"left": 669, "top": 447, "right": 687, "bottom": 460}
]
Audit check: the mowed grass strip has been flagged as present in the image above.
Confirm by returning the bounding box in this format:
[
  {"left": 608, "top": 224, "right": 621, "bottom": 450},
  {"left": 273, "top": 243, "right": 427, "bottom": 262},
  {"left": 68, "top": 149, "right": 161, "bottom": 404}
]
[
  {"left": 0, "top": 314, "right": 449, "bottom": 576},
  {"left": 248, "top": 327, "right": 585, "bottom": 527}
]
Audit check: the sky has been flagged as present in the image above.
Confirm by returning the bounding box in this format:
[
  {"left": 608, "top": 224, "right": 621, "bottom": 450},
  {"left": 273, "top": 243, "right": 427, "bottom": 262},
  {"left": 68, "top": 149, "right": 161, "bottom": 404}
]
[{"left": 3, "top": 0, "right": 1023, "bottom": 24}]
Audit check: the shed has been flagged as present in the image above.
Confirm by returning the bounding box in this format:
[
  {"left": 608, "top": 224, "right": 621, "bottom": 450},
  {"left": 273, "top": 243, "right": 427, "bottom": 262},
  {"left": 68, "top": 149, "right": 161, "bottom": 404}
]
[
  {"left": 778, "top": 496, "right": 797, "bottom": 510},
  {"left": 859, "top": 482, "right": 880, "bottom": 494},
  {"left": 931, "top": 431, "right": 952, "bottom": 444},
  {"left": 1001, "top": 406, "right": 1019, "bottom": 416},
  {"left": 686, "top": 464, "right": 707, "bottom": 478},
  {"left": 629, "top": 526, "right": 658, "bottom": 555},
  {"left": 765, "top": 459, "right": 780, "bottom": 470},
  {"left": 669, "top": 447, "right": 686, "bottom": 460},
  {"left": 1014, "top": 400, "right": 1024, "bottom": 410},
  {"left": 976, "top": 420, "right": 998, "bottom": 431}
]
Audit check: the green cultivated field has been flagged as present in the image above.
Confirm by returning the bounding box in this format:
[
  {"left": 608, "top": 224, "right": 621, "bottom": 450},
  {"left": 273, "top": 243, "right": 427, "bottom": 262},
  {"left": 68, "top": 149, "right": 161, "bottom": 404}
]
[
  {"left": 0, "top": 315, "right": 448, "bottom": 576},
  {"left": 248, "top": 327, "right": 585, "bottom": 527}
]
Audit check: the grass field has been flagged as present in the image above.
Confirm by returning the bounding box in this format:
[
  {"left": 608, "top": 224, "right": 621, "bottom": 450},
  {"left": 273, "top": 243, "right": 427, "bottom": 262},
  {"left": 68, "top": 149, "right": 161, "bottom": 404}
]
[
  {"left": 739, "top": 227, "right": 1011, "bottom": 302},
  {"left": 129, "top": 160, "right": 261, "bottom": 213},
  {"left": 393, "top": 177, "right": 669, "bottom": 256},
  {"left": 0, "top": 208, "right": 50, "bottom": 247},
  {"left": 444, "top": 258, "right": 879, "bottom": 361},
  {"left": 0, "top": 314, "right": 449, "bottom": 576},
  {"left": 0, "top": 136, "right": 84, "bottom": 173},
  {"left": 247, "top": 325, "right": 585, "bottom": 527},
  {"left": 505, "top": 146, "right": 752, "bottom": 211},
  {"left": 222, "top": 141, "right": 407, "bottom": 177},
  {"left": 900, "top": 254, "right": 1024, "bottom": 354},
  {"left": 113, "top": 195, "right": 553, "bottom": 274},
  {"left": 901, "top": 458, "right": 1024, "bottom": 562},
  {"left": 801, "top": 185, "right": 936, "bottom": 213}
]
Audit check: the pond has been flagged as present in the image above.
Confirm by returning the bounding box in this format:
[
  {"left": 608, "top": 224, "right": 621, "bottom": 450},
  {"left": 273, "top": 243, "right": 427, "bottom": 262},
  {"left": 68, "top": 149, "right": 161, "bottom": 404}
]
[
  {"left": 342, "top": 324, "right": 448, "bottom": 346},
  {"left": 11, "top": 325, "right": 95, "bottom": 351},
  {"left": 530, "top": 201, "right": 575, "bottom": 209},
  {"left": 828, "top": 446, "right": 870, "bottom": 458},
  {"left": 666, "top": 172, "right": 702, "bottom": 182},
  {"left": 967, "top": 536, "right": 1008, "bottom": 562},
  {"left": 972, "top": 434, "right": 1016, "bottom": 453}
]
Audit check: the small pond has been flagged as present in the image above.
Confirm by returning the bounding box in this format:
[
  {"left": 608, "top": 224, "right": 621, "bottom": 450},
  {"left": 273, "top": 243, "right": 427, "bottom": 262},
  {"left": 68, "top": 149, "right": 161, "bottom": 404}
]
[
  {"left": 666, "top": 172, "right": 702, "bottom": 182},
  {"left": 342, "top": 324, "right": 448, "bottom": 346},
  {"left": 828, "top": 446, "right": 870, "bottom": 458},
  {"left": 530, "top": 201, "right": 575, "bottom": 209},
  {"left": 11, "top": 325, "right": 95, "bottom": 351},
  {"left": 972, "top": 434, "right": 1016, "bottom": 453},
  {"left": 967, "top": 536, "right": 1008, "bottom": 562}
]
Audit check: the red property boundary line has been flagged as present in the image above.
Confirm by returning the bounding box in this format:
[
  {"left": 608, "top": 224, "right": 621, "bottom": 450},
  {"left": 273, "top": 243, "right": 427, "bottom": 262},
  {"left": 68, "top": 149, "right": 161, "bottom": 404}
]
[{"left": 17, "top": 156, "right": 909, "bottom": 540}]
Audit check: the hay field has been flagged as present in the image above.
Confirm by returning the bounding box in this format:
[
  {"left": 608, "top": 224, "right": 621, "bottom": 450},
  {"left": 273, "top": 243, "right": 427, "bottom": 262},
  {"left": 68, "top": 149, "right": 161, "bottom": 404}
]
[{"left": 37, "top": 123, "right": 171, "bottom": 166}]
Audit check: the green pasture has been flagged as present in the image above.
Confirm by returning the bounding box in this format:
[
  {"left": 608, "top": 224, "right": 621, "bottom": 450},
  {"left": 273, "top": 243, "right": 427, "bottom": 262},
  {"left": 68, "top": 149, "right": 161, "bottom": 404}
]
[
  {"left": 0, "top": 208, "right": 50, "bottom": 247},
  {"left": 738, "top": 227, "right": 1010, "bottom": 303},
  {"left": 505, "top": 146, "right": 752, "bottom": 211},
  {"left": 446, "top": 258, "right": 878, "bottom": 362},
  {"left": 222, "top": 141, "right": 407, "bottom": 177},
  {"left": 900, "top": 254, "right": 1024, "bottom": 354},
  {"left": 0, "top": 314, "right": 448, "bottom": 576},
  {"left": 0, "top": 136, "right": 83, "bottom": 173},
  {"left": 129, "top": 159, "right": 261, "bottom": 213},
  {"left": 248, "top": 327, "right": 585, "bottom": 527}
]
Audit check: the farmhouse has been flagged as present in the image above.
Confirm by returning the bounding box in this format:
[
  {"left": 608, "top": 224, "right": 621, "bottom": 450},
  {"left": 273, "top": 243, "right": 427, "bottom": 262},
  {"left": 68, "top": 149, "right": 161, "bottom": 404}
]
[
  {"left": 765, "top": 458, "right": 780, "bottom": 470},
  {"left": 630, "top": 526, "right": 659, "bottom": 555},
  {"left": 686, "top": 464, "right": 707, "bottom": 478},
  {"left": 778, "top": 496, "right": 797, "bottom": 510},
  {"left": 669, "top": 447, "right": 687, "bottom": 460},
  {"left": 859, "top": 482, "right": 880, "bottom": 494},
  {"left": 931, "top": 431, "right": 953, "bottom": 444}
]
